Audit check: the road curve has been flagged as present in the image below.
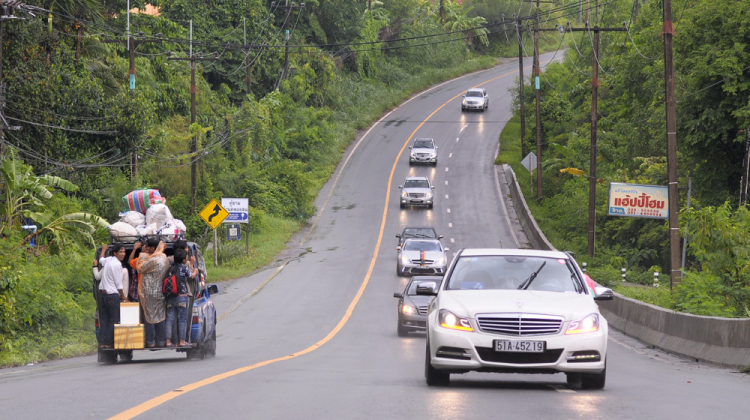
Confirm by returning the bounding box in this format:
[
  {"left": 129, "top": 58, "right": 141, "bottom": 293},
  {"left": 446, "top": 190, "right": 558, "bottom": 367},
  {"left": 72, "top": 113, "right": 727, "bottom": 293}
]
[{"left": 2, "top": 52, "right": 750, "bottom": 419}]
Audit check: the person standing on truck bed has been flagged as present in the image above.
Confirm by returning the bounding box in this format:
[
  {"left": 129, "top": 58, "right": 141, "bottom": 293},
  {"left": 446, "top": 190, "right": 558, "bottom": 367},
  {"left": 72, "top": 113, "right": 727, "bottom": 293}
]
[
  {"left": 136, "top": 238, "right": 168, "bottom": 347},
  {"left": 98, "top": 243, "right": 128, "bottom": 349},
  {"left": 127, "top": 242, "right": 142, "bottom": 302},
  {"left": 165, "top": 249, "right": 197, "bottom": 347}
]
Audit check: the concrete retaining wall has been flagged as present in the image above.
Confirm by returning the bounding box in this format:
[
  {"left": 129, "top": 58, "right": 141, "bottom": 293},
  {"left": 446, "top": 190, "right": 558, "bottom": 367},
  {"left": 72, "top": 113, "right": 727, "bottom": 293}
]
[{"left": 502, "top": 164, "right": 750, "bottom": 369}]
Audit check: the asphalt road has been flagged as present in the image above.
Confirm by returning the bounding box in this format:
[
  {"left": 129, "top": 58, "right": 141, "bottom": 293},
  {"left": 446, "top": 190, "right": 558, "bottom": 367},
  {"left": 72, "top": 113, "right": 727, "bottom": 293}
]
[{"left": 2, "top": 52, "right": 750, "bottom": 419}]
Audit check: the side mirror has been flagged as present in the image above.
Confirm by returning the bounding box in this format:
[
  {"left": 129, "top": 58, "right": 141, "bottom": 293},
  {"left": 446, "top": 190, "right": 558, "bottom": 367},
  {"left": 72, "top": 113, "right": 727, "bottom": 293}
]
[
  {"left": 393, "top": 292, "right": 403, "bottom": 298},
  {"left": 416, "top": 282, "right": 438, "bottom": 296},
  {"left": 593, "top": 286, "right": 614, "bottom": 301},
  {"left": 396, "top": 234, "right": 401, "bottom": 238},
  {"left": 396, "top": 246, "right": 401, "bottom": 250},
  {"left": 438, "top": 235, "right": 443, "bottom": 239},
  {"left": 431, "top": 186, "right": 435, "bottom": 189},
  {"left": 208, "top": 284, "right": 219, "bottom": 294},
  {"left": 408, "top": 146, "right": 412, "bottom": 149},
  {"left": 462, "top": 95, "right": 466, "bottom": 98},
  {"left": 435, "top": 146, "right": 439, "bottom": 149},
  {"left": 444, "top": 248, "right": 450, "bottom": 252},
  {"left": 398, "top": 185, "right": 403, "bottom": 189}
]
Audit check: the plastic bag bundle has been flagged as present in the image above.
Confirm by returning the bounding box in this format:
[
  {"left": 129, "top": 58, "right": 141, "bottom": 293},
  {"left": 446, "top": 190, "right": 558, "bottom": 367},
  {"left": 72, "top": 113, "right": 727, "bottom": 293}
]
[
  {"left": 173, "top": 219, "right": 187, "bottom": 234},
  {"left": 157, "top": 220, "right": 182, "bottom": 241},
  {"left": 119, "top": 211, "right": 146, "bottom": 227},
  {"left": 145, "top": 204, "right": 173, "bottom": 229},
  {"left": 122, "top": 189, "right": 166, "bottom": 214},
  {"left": 109, "top": 222, "right": 138, "bottom": 242},
  {"left": 135, "top": 223, "right": 157, "bottom": 237}
]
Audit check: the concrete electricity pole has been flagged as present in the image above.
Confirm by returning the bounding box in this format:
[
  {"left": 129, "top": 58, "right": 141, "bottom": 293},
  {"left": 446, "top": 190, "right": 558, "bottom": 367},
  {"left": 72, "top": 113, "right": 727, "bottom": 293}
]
[
  {"left": 663, "top": 0, "right": 681, "bottom": 287},
  {"left": 516, "top": 17, "right": 526, "bottom": 160},
  {"left": 533, "top": 1, "right": 542, "bottom": 200},
  {"left": 0, "top": 2, "right": 28, "bottom": 159},
  {"left": 168, "top": 21, "right": 215, "bottom": 212}
]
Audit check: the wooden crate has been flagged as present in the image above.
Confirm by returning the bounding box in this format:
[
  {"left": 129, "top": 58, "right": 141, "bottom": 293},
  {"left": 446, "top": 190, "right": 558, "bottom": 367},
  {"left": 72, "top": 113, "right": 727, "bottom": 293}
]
[{"left": 114, "top": 324, "right": 144, "bottom": 350}]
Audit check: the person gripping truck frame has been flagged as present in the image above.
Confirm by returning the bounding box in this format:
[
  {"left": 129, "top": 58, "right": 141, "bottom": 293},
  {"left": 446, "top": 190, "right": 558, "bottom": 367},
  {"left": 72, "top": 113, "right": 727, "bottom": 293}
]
[{"left": 93, "top": 236, "right": 219, "bottom": 364}]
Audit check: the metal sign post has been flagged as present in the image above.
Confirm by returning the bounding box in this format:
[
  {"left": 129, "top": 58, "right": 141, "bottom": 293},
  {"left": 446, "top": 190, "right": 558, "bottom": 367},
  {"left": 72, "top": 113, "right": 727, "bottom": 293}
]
[{"left": 199, "top": 199, "right": 229, "bottom": 267}]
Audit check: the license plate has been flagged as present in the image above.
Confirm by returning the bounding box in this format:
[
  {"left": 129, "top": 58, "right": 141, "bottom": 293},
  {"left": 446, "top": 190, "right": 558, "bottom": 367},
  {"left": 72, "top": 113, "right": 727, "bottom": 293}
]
[
  {"left": 494, "top": 340, "right": 545, "bottom": 353},
  {"left": 412, "top": 200, "right": 423, "bottom": 203}
]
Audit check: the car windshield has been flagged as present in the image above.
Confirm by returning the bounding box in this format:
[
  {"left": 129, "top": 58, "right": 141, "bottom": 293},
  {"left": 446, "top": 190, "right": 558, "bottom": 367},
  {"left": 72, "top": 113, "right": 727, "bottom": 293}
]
[
  {"left": 403, "top": 228, "right": 437, "bottom": 239},
  {"left": 466, "top": 91, "right": 483, "bottom": 97},
  {"left": 404, "top": 180, "right": 429, "bottom": 188},
  {"left": 403, "top": 240, "right": 441, "bottom": 252},
  {"left": 413, "top": 140, "right": 434, "bottom": 149},
  {"left": 445, "top": 255, "right": 579, "bottom": 292}
]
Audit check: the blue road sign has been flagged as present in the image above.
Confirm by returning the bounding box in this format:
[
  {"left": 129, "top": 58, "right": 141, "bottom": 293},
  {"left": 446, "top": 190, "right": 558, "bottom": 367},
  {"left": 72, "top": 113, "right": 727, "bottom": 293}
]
[{"left": 225, "top": 212, "right": 248, "bottom": 222}]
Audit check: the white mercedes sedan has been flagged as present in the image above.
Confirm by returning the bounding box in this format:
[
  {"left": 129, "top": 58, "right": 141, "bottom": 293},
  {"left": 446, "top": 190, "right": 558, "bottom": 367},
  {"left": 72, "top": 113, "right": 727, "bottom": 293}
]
[{"left": 419, "top": 248, "right": 613, "bottom": 388}]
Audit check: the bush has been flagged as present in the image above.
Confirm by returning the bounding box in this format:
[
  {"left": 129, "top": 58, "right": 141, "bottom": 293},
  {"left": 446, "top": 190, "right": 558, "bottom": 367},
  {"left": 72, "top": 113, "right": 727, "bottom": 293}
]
[{"left": 673, "top": 271, "right": 739, "bottom": 317}]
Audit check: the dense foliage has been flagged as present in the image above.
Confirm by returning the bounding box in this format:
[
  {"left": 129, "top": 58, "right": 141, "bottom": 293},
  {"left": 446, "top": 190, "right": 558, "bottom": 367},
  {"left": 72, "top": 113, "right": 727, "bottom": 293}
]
[
  {"left": 0, "top": 0, "right": 498, "bottom": 365},
  {"left": 503, "top": 0, "right": 750, "bottom": 316}
]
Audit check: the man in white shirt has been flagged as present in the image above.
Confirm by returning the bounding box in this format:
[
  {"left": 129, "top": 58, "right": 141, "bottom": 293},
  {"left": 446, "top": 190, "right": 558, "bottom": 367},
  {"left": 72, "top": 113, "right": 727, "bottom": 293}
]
[{"left": 98, "top": 243, "right": 128, "bottom": 349}]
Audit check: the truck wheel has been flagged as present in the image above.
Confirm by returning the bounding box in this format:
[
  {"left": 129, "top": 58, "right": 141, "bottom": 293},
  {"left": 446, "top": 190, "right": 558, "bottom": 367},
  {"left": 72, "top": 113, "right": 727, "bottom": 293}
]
[
  {"left": 118, "top": 351, "right": 133, "bottom": 362},
  {"left": 206, "top": 329, "right": 217, "bottom": 357},
  {"left": 98, "top": 349, "right": 117, "bottom": 364}
]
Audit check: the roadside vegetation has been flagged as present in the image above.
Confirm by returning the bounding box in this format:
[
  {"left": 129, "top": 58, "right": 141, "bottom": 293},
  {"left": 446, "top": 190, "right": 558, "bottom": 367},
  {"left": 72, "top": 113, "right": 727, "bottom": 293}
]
[
  {"left": 497, "top": 0, "right": 750, "bottom": 318},
  {"left": 0, "top": 0, "right": 541, "bottom": 367}
]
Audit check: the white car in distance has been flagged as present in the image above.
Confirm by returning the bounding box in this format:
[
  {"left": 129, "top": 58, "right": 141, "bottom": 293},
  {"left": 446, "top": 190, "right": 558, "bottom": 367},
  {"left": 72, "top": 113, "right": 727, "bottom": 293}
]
[{"left": 419, "top": 248, "right": 613, "bottom": 388}]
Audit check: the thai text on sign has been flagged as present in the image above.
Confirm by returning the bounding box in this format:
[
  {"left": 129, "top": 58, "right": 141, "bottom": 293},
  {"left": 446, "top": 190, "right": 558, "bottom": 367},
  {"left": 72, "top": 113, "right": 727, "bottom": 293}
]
[{"left": 607, "top": 183, "right": 668, "bottom": 219}]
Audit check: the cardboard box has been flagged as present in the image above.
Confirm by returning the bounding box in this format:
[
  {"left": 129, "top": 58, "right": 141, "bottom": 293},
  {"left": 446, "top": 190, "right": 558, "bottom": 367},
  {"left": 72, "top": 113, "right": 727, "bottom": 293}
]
[
  {"left": 119, "top": 302, "right": 140, "bottom": 325},
  {"left": 114, "top": 324, "right": 144, "bottom": 349}
]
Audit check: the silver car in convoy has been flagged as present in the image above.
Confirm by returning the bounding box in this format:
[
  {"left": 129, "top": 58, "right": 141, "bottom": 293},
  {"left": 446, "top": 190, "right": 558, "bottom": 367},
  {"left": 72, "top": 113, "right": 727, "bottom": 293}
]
[
  {"left": 461, "top": 88, "right": 489, "bottom": 112},
  {"left": 396, "top": 238, "right": 448, "bottom": 277},
  {"left": 394, "top": 276, "right": 444, "bottom": 336},
  {"left": 419, "top": 248, "right": 613, "bottom": 388},
  {"left": 399, "top": 176, "right": 435, "bottom": 209},
  {"left": 409, "top": 138, "right": 438, "bottom": 166}
]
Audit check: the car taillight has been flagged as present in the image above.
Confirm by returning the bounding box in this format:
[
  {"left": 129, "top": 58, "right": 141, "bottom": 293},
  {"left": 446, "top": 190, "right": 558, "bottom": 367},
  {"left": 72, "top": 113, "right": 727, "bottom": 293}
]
[{"left": 192, "top": 315, "right": 200, "bottom": 324}]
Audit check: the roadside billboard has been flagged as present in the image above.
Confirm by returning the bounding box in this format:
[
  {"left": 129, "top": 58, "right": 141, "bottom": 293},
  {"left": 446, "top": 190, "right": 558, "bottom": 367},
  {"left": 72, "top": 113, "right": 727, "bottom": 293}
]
[{"left": 608, "top": 183, "right": 668, "bottom": 219}]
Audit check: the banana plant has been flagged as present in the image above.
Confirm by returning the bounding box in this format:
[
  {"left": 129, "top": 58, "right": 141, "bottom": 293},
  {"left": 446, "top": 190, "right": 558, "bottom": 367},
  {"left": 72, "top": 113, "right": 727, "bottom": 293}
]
[{"left": 0, "top": 157, "right": 108, "bottom": 245}]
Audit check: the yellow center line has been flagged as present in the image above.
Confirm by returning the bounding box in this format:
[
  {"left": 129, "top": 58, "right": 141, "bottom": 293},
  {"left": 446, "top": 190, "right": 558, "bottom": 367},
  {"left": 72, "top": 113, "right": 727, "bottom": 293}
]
[{"left": 109, "top": 66, "right": 521, "bottom": 420}]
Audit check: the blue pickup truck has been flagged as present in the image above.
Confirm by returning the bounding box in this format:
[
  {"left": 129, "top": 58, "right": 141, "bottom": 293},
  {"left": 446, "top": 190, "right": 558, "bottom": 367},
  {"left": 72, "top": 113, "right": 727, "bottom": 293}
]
[{"left": 93, "top": 240, "right": 218, "bottom": 363}]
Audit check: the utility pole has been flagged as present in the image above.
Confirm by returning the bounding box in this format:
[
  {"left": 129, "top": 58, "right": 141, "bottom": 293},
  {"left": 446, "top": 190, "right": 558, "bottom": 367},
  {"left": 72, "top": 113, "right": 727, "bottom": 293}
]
[
  {"left": 533, "top": 0, "right": 542, "bottom": 200},
  {"left": 243, "top": 17, "right": 252, "bottom": 97},
  {"left": 589, "top": 22, "right": 599, "bottom": 258},
  {"left": 0, "top": 2, "right": 27, "bottom": 159},
  {"left": 561, "top": 21, "right": 626, "bottom": 257},
  {"left": 742, "top": 129, "right": 750, "bottom": 206},
  {"left": 168, "top": 21, "right": 215, "bottom": 212},
  {"left": 102, "top": 5, "right": 162, "bottom": 184},
  {"left": 440, "top": 0, "right": 445, "bottom": 24},
  {"left": 516, "top": 17, "right": 526, "bottom": 160},
  {"left": 274, "top": 1, "right": 304, "bottom": 89},
  {"left": 578, "top": 0, "right": 582, "bottom": 24},
  {"left": 663, "top": 0, "right": 681, "bottom": 287}
]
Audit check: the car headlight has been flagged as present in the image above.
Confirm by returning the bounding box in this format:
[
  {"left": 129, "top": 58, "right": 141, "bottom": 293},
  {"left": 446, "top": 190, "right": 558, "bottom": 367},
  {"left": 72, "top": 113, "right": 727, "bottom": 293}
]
[
  {"left": 437, "top": 256, "right": 446, "bottom": 265},
  {"left": 439, "top": 309, "right": 473, "bottom": 331},
  {"left": 425, "top": 192, "right": 432, "bottom": 198},
  {"left": 401, "top": 254, "right": 410, "bottom": 264},
  {"left": 565, "top": 314, "right": 600, "bottom": 335},
  {"left": 410, "top": 152, "right": 416, "bottom": 158},
  {"left": 401, "top": 191, "right": 408, "bottom": 197},
  {"left": 462, "top": 99, "right": 467, "bottom": 104},
  {"left": 401, "top": 304, "right": 417, "bottom": 314}
]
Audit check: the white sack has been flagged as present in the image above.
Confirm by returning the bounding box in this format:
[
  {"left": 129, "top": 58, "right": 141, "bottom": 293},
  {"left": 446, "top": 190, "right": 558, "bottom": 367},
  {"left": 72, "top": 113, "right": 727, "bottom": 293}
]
[
  {"left": 136, "top": 223, "right": 157, "bottom": 237},
  {"left": 145, "top": 204, "right": 173, "bottom": 229},
  {"left": 109, "top": 222, "right": 138, "bottom": 242},
  {"left": 157, "top": 220, "right": 181, "bottom": 241},
  {"left": 173, "top": 219, "right": 187, "bottom": 233},
  {"left": 119, "top": 211, "right": 146, "bottom": 227}
]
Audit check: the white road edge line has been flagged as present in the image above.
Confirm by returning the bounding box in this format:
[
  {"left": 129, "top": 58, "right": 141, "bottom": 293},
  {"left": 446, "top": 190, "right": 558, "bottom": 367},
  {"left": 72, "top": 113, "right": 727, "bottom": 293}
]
[{"left": 449, "top": 153, "right": 453, "bottom": 158}]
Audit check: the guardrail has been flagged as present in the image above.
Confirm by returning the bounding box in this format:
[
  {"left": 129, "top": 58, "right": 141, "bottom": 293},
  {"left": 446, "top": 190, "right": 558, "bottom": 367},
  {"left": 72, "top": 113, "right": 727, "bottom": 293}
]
[{"left": 501, "top": 164, "right": 750, "bottom": 369}]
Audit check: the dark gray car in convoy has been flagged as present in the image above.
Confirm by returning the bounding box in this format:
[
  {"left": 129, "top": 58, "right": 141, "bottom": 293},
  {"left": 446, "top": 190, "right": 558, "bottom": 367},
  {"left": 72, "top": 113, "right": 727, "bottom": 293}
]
[
  {"left": 396, "top": 226, "right": 442, "bottom": 249},
  {"left": 394, "top": 276, "right": 443, "bottom": 336}
]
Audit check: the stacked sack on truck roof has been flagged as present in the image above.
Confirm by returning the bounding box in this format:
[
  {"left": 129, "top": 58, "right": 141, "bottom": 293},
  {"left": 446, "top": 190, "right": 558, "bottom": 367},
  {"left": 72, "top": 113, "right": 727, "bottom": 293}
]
[{"left": 108, "top": 189, "right": 187, "bottom": 242}]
